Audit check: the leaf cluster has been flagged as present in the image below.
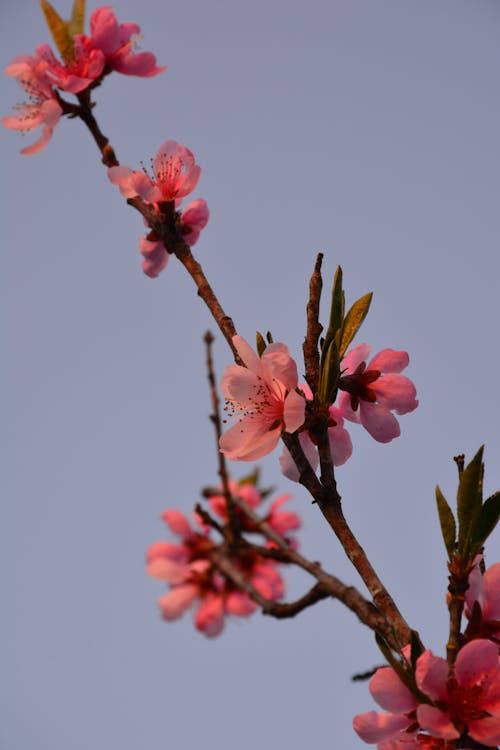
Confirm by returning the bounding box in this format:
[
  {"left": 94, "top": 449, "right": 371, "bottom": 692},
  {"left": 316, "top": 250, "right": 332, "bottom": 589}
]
[
  {"left": 40, "top": 0, "right": 86, "bottom": 61},
  {"left": 436, "top": 446, "right": 500, "bottom": 565},
  {"left": 317, "top": 266, "right": 372, "bottom": 406}
]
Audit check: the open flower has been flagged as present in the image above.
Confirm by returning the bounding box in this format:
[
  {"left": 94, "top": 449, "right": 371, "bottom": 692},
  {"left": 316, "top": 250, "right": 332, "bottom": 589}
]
[
  {"left": 35, "top": 39, "right": 105, "bottom": 93},
  {"left": 3, "top": 51, "right": 63, "bottom": 155},
  {"left": 338, "top": 343, "right": 418, "bottom": 443},
  {"left": 219, "top": 336, "right": 305, "bottom": 461},
  {"left": 108, "top": 140, "right": 201, "bottom": 204},
  {"left": 88, "top": 6, "right": 166, "bottom": 78},
  {"left": 354, "top": 640, "right": 500, "bottom": 748}
]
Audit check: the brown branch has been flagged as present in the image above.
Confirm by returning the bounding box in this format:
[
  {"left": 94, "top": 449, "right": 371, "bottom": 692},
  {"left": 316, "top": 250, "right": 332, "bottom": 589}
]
[
  {"left": 303, "top": 252, "right": 324, "bottom": 395},
  {"left": 261, "top": 583, "right": 329, "bottom": 618}
]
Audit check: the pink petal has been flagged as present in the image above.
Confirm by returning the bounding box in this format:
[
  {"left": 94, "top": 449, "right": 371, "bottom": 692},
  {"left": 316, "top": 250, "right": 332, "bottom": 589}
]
[
  {"left": 283, "top": 390, "right": 305, "bottom": 433},
  {"left": 146, "top": 541, "right": 189, "bottom": 565},
  {"left": 225, "top": 591, "right": 257, "bottom": 616},
  {"left": 195, "top": 593, "right": 225, "bottom": 637},
  {"left": 368, "top": 349, "right": 409, "bottom": 374},
  {"left": 262, "top": 343, "right": 298, "bottom": 392},
  {"left": 158, "top": 584, "right": 198, "bottom": 620},
  {"left": 353, "top": 711, "right": 411, "bottom": 743},
  {"left": 279, "top": 431, "right": 319, "bottom": 482},
  {"left": 220, "top": 420, "right": 281, "bottom": 461},
  {"left": 89, "top": 6, "right": 120, "bottom": 53},
  {"left": 328, "top": 409, "right": 353, "bottom": 466},
  {"left": 467, "top": 715, "right": 500, "bottom": 746},
  {"left": 454, "top": 639, "right": 499, "bottom": 688},
  {"left": 220, "top": 364, "right": 260, "bottom": 405},
  {"left": 107, "top": 165, "right": 137, "bottom": 198},
  {"left": 482, "top": 563, "right": 500, "bottom": 621},
  {"left": 415, "top": 650, "right": 449, "bottom": 702},
  {"left": 370, "top": 667, "right": 417, "bottom": 713},
  {"left": 341, "top": 343, "right": 371, "bottom": 375},
  {"left": 147, "top": 558, "right": 189, "bottom": 584},
  {"left": 360, "top": 402, "right": 401, "bottom": 442},
  {"left": 416, "top": 705, "right": 459, "bottom": 740},
  {"left": 161, "top": 510, "right": 191, "bottom": 537},
  {"left": 372, "top": 374, "right": 418, "bottom": 415},
  {"left": 337, "top": 390, "right": 361, "bottom": 424},
  {"left": 114, "top": 52, "right": 166, "bottom": 77},
  {"left": 232, "top": 335, "right": 261, "bottom": 372}
]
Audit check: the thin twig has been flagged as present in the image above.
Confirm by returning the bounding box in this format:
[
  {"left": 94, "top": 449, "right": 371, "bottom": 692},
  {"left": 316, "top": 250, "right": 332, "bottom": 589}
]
[{"left": 303, "top": 252, "right": 324, "bottom": 394}]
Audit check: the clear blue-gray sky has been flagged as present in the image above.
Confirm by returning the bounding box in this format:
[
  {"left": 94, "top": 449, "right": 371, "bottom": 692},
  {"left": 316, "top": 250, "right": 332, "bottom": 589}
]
[{"left": 2, "top": 1, "right": 499, "bottom": 748}]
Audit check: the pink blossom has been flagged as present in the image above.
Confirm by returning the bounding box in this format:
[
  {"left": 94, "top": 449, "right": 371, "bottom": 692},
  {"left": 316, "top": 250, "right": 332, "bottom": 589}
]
[
  {"left": 280, "top": 382, "right": 353, "bottom": 481},
  {"left": 147, "top": 506, "right": 286, "bottom": 637},
  {"left": 3, "top": 52, "right": 63, "bottom": 155},
  {"left": 139, "top": 237, "right": 168, "bottom": 278},
  {"left": 179, "top": 199, "right": 210, "bottom": 245},
  {"left": 219, "top": 336, "right": 306, "bottom": 461},
  {"left": 416, "top": 641, "right": 500, "bottom": 745},
  {"left": 88, "top": 6, "right": 166, "bottom": 78},
  {"left": 338, "top": 343, "right": 418, "bottom": 443},
  {"left": 465, "top": 559, "right": 500, "bottom": 641},
  {"left": 35, "top": 39, "right": 105, "bottom": 93},
  {"left": 108, "top": 140, "right": 201, "bottom": 203},
  {"left": 354, "top": 640, "right": 500, "bottom": 747}
]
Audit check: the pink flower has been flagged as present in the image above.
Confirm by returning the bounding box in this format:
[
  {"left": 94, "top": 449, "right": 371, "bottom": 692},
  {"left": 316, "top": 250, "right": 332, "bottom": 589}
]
[
  {"left": 219, "top": 336, "right": 306, "bottom": 461},
  {"left": 108, "top": 140, "right": 201, "bottom": 203},
  {"left": 179, "top": 199, "right": 210, "bottom": 245},
  {"left": 338, "top": 343, "right": 418, "bottom": 443},
  {"left": 35, "top": 39, "right": 105, "bottom": 93},
  {"left": 280, "top": 383, "right": 353, "bottom": 481},
  {"left": 3, "top": 52, "right": 63, "bottom": 155},
  {"left": 88, "top": 6, "right": 166, "bottom": 78},
  {"left": 147, "top": 506, "right": 287, "bottom": 637},
  {"left": 354, "top": 640, "right": 500, "bottom": 747},
  {"left": 465, "top": 559, "right": 500, "bottom": 642}
]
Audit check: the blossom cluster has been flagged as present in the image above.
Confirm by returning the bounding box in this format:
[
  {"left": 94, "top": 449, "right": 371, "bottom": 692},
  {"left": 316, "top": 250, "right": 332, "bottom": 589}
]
[
  {"left": 108, "top": 140, "right": 209, "bottom": 277},
  {"left": 354, "top": 560, "right": 500, "bottom": 749},
  {"left": 146, "top": 480, "right": 301, "bottom": 637},
  {"left": 219, "top": 336, "right": 418, "bottom": 476},
  {"left": 3, "top": 6, "right": 165, "bottom": 155}
]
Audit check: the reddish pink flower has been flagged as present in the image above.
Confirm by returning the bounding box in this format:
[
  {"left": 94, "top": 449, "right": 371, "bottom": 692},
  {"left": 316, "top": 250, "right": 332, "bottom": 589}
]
[
  {"left": 338, "top": 343, "right": 418, "bottom": 443},
  {"left": 179, "top": 199, "right": 210, "bottom": 245},
  {"left": 88, "top": 6, "right": 166, "bottom": 78},
  {"left": 219, "top": 336, "right": 305, "bottom": 461},
  {"left": 416, "top": 641, "right": 500, "bottom": 745},
  {"left": 3, "top": 52, "right": 63, "bottom": 155},
  {"left": 35, "top": 39, "right": 105, "bottom": 93},
  {"left": 354, "top": 640, "right": 500, "bottom": 748},
  {"left": 108, "top": 140, "right": 201, "bottom": 203},
  {"left": 465, "top": 559, "right": 500, "bottom": 641},
  {"left": 280, "top": 383, "right": 353, "bottom": 481},
  {"left": 147, "top": 507, "right": 286, "bottom": 637}
]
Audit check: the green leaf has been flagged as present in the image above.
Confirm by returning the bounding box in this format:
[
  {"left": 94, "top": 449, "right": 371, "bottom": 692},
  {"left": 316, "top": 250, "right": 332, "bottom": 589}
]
[
  {"left": 457, "top": 446, "right": 484, "bottom": 557},
  {"left": 338, "top": 292, "right": 373, "bottom": 360},
  {"left": 318, "top": 337, "right": 340, "bottom": 405},
  {"left": 40, "top": 0, "right": 73, "bottom": 60},
  {"left": 472, "top": 491, "right": 500, "bottom": 548},
  {"left": 435, "top": 485, "right": 456, "bottom": 559},
  {"left": 321, "top": 266, "right": 344, "bottom": 356},
  {"left": 236, "top": 468, "right": 260, "bottom": 488},
  {"left": 67, "top": 0, "right": 86, "bottom": 36},
  {"left": 255, "top": 331, "right": 266, "bottom": 357}
]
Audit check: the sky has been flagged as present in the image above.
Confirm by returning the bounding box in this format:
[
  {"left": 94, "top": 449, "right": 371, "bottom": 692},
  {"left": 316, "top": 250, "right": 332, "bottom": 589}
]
[{"left": 1, "top": 1, "right": 499, "bottom": 749}]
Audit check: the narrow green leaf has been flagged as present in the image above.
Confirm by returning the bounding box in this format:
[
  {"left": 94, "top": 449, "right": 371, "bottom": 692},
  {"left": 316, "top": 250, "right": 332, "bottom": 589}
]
[
  {"left": 318, "top": 338, "right": 340, "bottom": 405},
  {"left": 236, "top": 468, "right": 260, "bottom": 488},
  {"left": 457, "top": 446, "right": 484, "bottom": 556},
  {"left": 472, "top": 491, "right": 500, "bottom": 547},
  {"left": 338, "top": 292, "right": 373, "bottom": 360},
  {"left": 435, "top": 485, "right": 456, "bottom": 559},
  {"left": 67, "top": 0, "right": 86, "bottom": 36},
  {"left": 255, "top": 331, "right": 266, "bottom": 357},
  {"left": 321, "top": 266, "right": 344, "bottom": 357},
  {"left": 40, "top": 0, "right": 73, "bottom": 59}
]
